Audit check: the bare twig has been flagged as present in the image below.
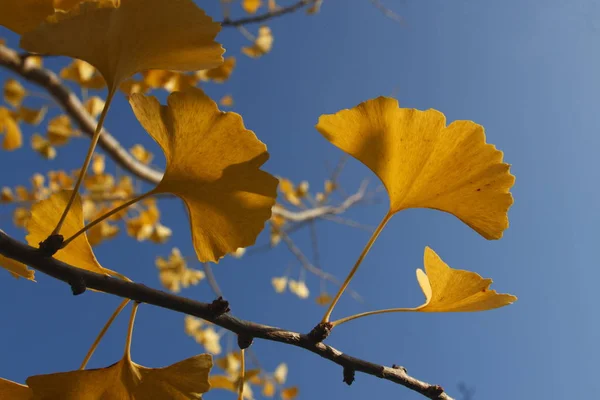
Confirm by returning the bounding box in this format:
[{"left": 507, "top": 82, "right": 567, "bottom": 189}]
[
  {"left": 221, "top": 0, "right": 315, "bottom": 27},
  {"left": 0, "top": 230, "right": 454, "bottom": 400},
  {"left": 369, "top": 0, "right": 405, "bottom": 25},
  {"left": 279, "top": 230, "right": 363, "bottom": 303}
]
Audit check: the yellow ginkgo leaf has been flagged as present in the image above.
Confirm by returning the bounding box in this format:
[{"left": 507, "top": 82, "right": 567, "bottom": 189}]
[
  {"left": 129, "top": 144, "right": 154, "bottom": 165},
  {"left": 16, "top": 106, "right": 47, "bottom": 125},
  {"left": 273, "top": 363, "right": 287, "bottom": 385},
  {"left": 84, "top": 96, "right": 105, "bottom": 118},
  {"left": 288, "top": 280, "right": 309, "bottom": 299},
  {"left": 242, "top": 26, "right": 274, "bottom": 58},
  {"left": 0, "top": 254, "right": 35, "bottom": 281},
  {"left": 242, "top": 0, "right": 262, "bottom": 14},
  {"left": 4, "top": 79, "right": 27, "bottom": 108},
  {"left": 47, "top": 114, "right": 78, "bottom": 146},
  {"left": 271, "top": 276, "right": 287, "bottom": 293},
  {"left": 0, "top": 377, "right": 30, "bottom": 399},
  {"left": 21, "top": 0, "right": 224, "bottom": 90},
  {"left": 26, "top": 190, "right": 121, "bottom": 277},
  {"left": 219, "top": 94, "right": 234, "bottom": 107},
  {"left": 0, "top": 0, "right": 54, "bottom": 35},
  {"left": 26, "top": 351, "right": 213, "bottom": 399},
  {"left": 262, "top": 379, "right": 275, "bottom": 397},
  {"left": 60, "top": 59, "right": 106, "bottom": 89},
  {"left": 198, "top": 57, "right": 236, "bottom": 83},
  {"left": 31, "top": 133, "right": 56, "bottom": 159},
  {"left": 0, "top": 107, "right": 23, "bottom": 150},
  {"left": 54, "top": 0, "right": 86, "bottom": 11},
  {"left": 414, "top": 247, "right": 517, "bottom": 312},
  {"left": 281, "top": 386, "right": 299, "bottom": 400},
  {"left": 129, "top": 87, "right": 278, "bottom": 262},
  {"left": 315, "top": 292, "right": 333, "bottom": 306},
  {"left": 316, "top": 97, "right": 515, "bottom": 240}
]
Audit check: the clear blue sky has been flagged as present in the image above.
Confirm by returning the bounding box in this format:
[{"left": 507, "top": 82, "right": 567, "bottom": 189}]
[{"left": 1, "top": 1, "right": 599, "bottom": 399}]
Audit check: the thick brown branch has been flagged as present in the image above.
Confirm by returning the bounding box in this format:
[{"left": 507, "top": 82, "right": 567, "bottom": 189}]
[
  {"left": 220, "top": 0, "right": 315, "bottom": 27},
  {"left": 0, "top": 44, "right": 365, "bottom": 224},
  {"left": 0, "top": 230, "right": 453, "bottom": 400}
]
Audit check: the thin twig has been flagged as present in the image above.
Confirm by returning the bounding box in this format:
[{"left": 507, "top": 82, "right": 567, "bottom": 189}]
[
  {"left": 279, "top": 230, "right": 363, "bottom": 303},
  {"left": 220, "top": 0, "right": 315, "bottom": 27},
  {"left": 0, "top": 230, "right": 453, "bottom": 400}
]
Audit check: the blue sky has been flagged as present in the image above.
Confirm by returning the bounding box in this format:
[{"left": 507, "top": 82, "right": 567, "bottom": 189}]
[{"left": 1, "top": 1, "right": 599, "bottom": 399}]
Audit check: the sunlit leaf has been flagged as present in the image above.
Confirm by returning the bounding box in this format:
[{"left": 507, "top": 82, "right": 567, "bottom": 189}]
[
  {"left": 271, "top": 276, "right": 287, "bottom": 293},
  {"left": 242, "top": 0, "right": 262, "bottom": 14},
  {"left": 0, "top": 0, "right": 54, "bottom": 35},
  {"left": 219, "top": 94, "right": 234, "bottom": 107},
  {"left": 129, "top": 144, "right": 154, "bottom": 165},
  {"left": 198, "top": 57, "right": 236, "bottom": 83},
  {"left": 4, "top": 79, "right": 27, "bottom": 108},
  {"left": 0, "top": 377, "right": 30, "bottom": 399},
  {"left": 26, "top": 353, "right": 213, "bottom": 399},
  {"left": 84, "top": 96, "right": 105, "bottom": 118},
  {"left": 129, "top": 87, "right": 278, "bottom": 262},
  {"left": 16, "top": 106, "right": 47, "bottom": 125},
  {"left": 281, "top": 386, "right": 299, "bottom": 400},
  {"left": 21, "top": 0, "right": 224, "bottom": 89},
  {"left": 316, "top": 97, "right": 515, "bottom": 239},
  {"left": 31, "top": 134, "right": 56, "bottom": 159},
  {"left": 47, "top": 114, "right": 78, "bottom": 146},
  {"left": 0, "top": 107, "right": 22, "bottom": 150},
  {"left": 273, "top": 363, "right": 287, "bottom": 385},
  {"left": 242, "top": 26, "right": 274, "bottom": 58},
  {"left": 25, "top": 190, "right": 122, "bottom": 277},
  {"left": 315, "top": 292, "right": 333, "bottom": 306},
  {"left": 288, "top": 280, "right": 309, "bottom": 299},
  {"left": 413, "top": 247, "right": 517, "bottom": 312},
  {"left": 0, "top": 254, "right": 35, "bottom": 281},
  {"left": 155, "top": 248, "right": 205, "bottom": 293}
]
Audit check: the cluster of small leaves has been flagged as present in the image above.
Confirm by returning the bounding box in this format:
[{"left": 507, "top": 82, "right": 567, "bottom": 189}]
[{"left": 0, "top": 0, "right": 517, "bottom": 399}]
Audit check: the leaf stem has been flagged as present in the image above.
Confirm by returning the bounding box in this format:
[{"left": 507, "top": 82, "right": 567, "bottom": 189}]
[
  {"left": 124, "top": 302, "right": 140, "bottom": 362},
  {"left": 320, "top": 212, "right": 392, "bottom": 323},
  {"left": 80, "top": 299, "right": 130, "bottom": 369},
  {"left": 52, "top": 88, "right": 116, "bottom": 236},
  {"left": 330, "top": 307, "right": 415, "bottom": 328},
  {"left": 238, "top": 349, "right": 246, "bottom": 400},
  {"left": 62, "top": 190, "right": 154, "bottom": 247}
]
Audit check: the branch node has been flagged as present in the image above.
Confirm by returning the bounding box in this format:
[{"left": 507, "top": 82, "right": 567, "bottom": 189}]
[
  {"left": 38, "top": 234, "right": 64, "bottom": 256},
  {"left": 69, "top": 276, "right": 87, "bottom": 296},
  {"left": 307, "top": 322, "right": 333, "bottom": 343},
  {"left": 237, "top": 334, "right": 254, "bottom": 350},
  {"left": 425, "top": 385, "right": 445, "bottom": 397},
  {"left": 343, "top": 366, "right": 355, "bottom": 386},
  {"left": 392, "top": 364, "right": 407, "bottom": 373},
  {"left": 208, "top": 296, "right": 230, "bottom": 317}
]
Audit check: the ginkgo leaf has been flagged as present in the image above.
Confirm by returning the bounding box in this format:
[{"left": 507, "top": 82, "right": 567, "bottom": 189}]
[
  {"left": 243, "top": 0, "right": 262, "bottom": 14},
  {"left": 198, "top": 57, "right": 236, "bottom": 83},
  {"left": 0, "top": 0, "right": 54, "bottom": 35},
  {"left": 281, "top": 386, "right": 299, "bottom": 400},
  {"left": 25, "top": 353, "right": 213, "bottom": 399},
  {"left": 0, "top": 254, "right": 35, "bottom": 281},
  {"left": 219, "top": 94, "right": 234, "bottom": 107},
  {"left": 242, "top": 26, "right": 274, "bottom": 58},
  {"left": 21, "top": 0, "right": 224, "bottom": 90},
  {"left": 54, "top": 0, "right": 86, "bottom": 11},
  {"left": 4, "top": 79, "right": 27, "bottom": 108},
  {"left": 273, "top": 363, "right": 287, "bottom": 385},
  {"left": 0, "top": 377, "right": 30, "bottom": 399},
  {"left": 129, "top": 87, "right": 278, "bottom": 262},
  {"left": 16, "top": 106, "right": 47, "bottom": 125},
  {"left": 414, "top": 247, "right": 517, "bottom": 312},
  {"left": 26, "top": 190, "right": 122, "bottom": 277},
  {"left": 0, "top": 107, "right": 23, "bottom": 150},
  {"left": 316, "top": 97, "right": 515, "bottom": 239},
  {"left": 31, "top": 133, "right": 56, "bottom": 159}
]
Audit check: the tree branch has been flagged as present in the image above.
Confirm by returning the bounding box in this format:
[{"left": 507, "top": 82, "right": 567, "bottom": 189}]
[
  {"left": 220, "top": 0, "right": 315, "bottom": 27},
  {"left": 0, "top": 229, "right": 453, "bottom": 400},
  {"left": 0, "top": 44, "right": 367, "bottom": 224}
]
